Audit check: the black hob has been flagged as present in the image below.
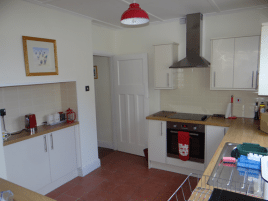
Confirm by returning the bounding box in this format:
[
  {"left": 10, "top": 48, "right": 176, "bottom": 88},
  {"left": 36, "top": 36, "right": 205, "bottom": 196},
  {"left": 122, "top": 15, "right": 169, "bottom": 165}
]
[{"left": 169, "top": 113, "right": 209, "bottom": 121}]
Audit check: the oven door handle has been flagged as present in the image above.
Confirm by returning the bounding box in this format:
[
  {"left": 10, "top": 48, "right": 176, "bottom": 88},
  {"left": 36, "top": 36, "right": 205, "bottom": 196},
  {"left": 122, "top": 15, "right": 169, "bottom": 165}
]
[{"left": 169, "top": 130, "right": 200, "bottom": 136}]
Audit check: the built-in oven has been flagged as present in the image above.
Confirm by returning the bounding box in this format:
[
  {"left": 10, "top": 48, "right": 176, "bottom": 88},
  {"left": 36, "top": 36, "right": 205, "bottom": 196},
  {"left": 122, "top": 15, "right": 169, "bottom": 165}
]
[{"left": 167, "top": 121, "right": 205, "bottom": 163}]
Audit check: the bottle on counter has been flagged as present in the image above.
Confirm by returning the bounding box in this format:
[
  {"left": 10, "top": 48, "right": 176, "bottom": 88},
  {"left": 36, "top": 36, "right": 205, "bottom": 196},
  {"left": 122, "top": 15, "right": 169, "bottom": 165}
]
[
  {"left": 254, "top": 102, "right": 259, "bottom": 120},
  {"left": 259, "top": 102, "right": 266, "bottom": 120}
]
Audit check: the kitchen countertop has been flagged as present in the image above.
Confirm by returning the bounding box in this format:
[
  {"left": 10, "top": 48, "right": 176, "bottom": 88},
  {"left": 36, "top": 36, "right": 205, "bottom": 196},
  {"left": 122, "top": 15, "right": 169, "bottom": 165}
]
[
  {"left": 0, "top": 178, "right": 56, "bottom": 201},
  {"left": 146, "top": 112, "right": 233, "bottom": 127},
  {"left": 148, "top": 111, "right": 268, "bottom": 199},
  {"left": 3, "top": 121, "right": 79, "bottom": 146}
]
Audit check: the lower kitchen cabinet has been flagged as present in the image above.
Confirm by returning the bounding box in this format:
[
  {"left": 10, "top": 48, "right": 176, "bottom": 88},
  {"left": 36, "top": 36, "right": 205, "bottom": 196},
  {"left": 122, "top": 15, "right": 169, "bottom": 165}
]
[
  {"left": 148, "top": 120, "right": 166, "bottom": 163},
  {"left": 205, "top": 125, "right": 228, "bottom": 168},
  {"left": 49, "top": 126, "right": 77, "bottom": 182},
  {"left": 4, "top": 134, "right": 51, "bottom": 192},
  {"left": 4, "top": 126, "right": 77, "bottom": 192}
]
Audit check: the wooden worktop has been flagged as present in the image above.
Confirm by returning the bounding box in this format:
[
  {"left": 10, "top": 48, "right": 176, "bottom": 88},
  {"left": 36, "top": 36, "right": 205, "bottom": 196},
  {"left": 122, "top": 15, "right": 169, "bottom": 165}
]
[
  {"left": 203, "top": 118, "right": 267, "bottom": 177},
  {"left": 146, "top": 113, "right": 233, "bottom": 127},
  {"left": 3, "top": 121, "right": 79, "bottom": 146},
  {"left": 0, "top": 178, "right": 56, "bottom": 201},
  {"left": 146, "top": 112, "right": 267, "bottom": 176},
  {"left": 147, "top": 112, "right": 268, "bottom": 200}
]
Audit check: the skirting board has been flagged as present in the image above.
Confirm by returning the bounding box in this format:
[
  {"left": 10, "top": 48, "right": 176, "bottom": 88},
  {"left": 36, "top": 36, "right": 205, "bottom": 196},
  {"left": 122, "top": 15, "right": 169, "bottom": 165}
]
[
  {"left": 98, "top": 140, "right": 114, "bottom": 149},
  {"left": 77, "top": 158, "right": 101, "bottom": 177},
  {"left": 37, "top": 169, "right": 78, "bottom": 195},
  {"left": 149, "top": 160, "right": 204, "bottom": 176}
]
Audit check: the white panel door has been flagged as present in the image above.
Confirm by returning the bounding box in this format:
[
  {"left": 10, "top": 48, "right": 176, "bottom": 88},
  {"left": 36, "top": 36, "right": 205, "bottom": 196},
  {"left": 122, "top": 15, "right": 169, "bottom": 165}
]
[
  {"left": 113, "top": 53, "right": 149, "bottom": 156},
  {"left": 4, "top": 135, "right": 51, "bottom": 191},
  {"left": 233, "top": 36, "right": 259, "bottom": 89},
  {"left": 211, "top": 38, "right": 234, "bottom": 88},
  {"left": 148, "top": 120, "right": 166, "bottom": 164},
  {"left": 49, "top": 126, "right": 77, "bottom": 182}
]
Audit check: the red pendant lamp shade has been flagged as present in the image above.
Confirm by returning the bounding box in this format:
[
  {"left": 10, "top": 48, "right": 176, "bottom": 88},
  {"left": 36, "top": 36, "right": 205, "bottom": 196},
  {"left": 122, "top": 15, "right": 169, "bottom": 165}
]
[{"left": 121, "top": 3, "right": 149, "bottom": 25}]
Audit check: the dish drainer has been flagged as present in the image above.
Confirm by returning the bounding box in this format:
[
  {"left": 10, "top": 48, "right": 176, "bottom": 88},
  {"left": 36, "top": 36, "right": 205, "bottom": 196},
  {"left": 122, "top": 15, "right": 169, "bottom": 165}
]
[{"left": 168, "top": 173, "right": 266, "bottom": 201}]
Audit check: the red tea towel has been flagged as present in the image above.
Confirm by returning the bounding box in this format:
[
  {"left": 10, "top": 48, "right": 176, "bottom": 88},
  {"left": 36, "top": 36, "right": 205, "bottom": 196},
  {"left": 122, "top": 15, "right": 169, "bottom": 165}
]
[{"left": 178, "top": 131, "right": 190, "bottom": 161}]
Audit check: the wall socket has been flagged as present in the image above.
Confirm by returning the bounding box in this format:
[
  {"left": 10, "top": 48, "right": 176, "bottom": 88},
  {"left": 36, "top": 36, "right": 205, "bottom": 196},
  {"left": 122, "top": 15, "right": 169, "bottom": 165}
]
[{"left": 236, "top": 98, "right": 242, "bottom": 103}]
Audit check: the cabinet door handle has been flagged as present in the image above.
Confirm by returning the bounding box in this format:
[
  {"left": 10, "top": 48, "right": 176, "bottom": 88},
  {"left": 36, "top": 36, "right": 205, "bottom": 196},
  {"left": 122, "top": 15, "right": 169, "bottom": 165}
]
[
  {"left": 167, "top": 73, "right": 169, "bottom": 87},
  {"left": 252, "top": 71, "right": 254, "bottom": 88},
  {"left": 50, "top": 133, "right": 54, "bottom": 150},
  {"left": 214, "top": 72, "right": 216, "bottom": 87},
  {"left": 161, "top": 122, "right": 162, "bottom": 136},
  {"left": 44, "top": 135, "right": 47, "bottom": 152},
  {"left": 255, "top": 70, "right": 258, "bottom": 89},
  {"left": 224, "top": 128, "right": 226, "bottom": 135}
]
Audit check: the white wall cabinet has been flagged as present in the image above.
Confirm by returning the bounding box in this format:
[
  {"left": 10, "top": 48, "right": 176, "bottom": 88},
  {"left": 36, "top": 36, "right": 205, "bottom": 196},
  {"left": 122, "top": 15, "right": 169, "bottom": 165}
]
[
  {"left": 4, "top": 126, "right": 77, "bottom": 192},
  {"left": 258, "top": 23, "right": 268, "bottom": 95},
  {"left": 210, "top": 36, "right": 260, "bottom": 90},
  {"left": 154, "top": 43, "right": 178, "bottom": 89},
  {"left": 205, "top": 125, "right": 228, "bottom": 168},
  {"left": 148, "top": 120, "right": 166, "bottom": 163}
]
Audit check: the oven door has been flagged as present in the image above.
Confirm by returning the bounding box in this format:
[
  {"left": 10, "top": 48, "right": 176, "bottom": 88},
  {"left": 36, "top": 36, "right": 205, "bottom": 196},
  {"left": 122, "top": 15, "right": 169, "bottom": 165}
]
[{"left": 167, "top": 129, "right": 205, "bottom": 163}]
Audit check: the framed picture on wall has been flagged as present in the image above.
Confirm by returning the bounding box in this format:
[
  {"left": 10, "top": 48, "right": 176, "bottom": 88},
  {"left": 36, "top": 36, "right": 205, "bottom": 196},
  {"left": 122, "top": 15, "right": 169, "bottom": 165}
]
[
  {"left": 22, "top": 36, "right": 59, "bottom": 76},
  {"left": 94, "top": 65, "right": 98, "bottom": 79}
]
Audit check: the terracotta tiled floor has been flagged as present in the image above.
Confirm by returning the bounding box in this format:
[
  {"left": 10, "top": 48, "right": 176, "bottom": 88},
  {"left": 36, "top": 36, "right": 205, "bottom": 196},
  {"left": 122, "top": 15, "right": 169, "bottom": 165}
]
[{"left": 46, "top": 150, "right": 193, "bottom": 201}]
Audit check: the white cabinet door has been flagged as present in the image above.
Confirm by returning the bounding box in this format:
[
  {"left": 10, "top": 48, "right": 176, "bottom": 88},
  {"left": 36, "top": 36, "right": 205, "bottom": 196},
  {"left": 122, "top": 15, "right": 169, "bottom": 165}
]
[
  {"left": 233, "top": 36, "right": 259, "bottom": 89},
  {"left": 154, "top": 43, "right": 178, "bottom": 89},
  {"left": 4, "top": 135, "right": 51, "bottom": 191},
  {"left": 259, "top": 24, "right": 268, "bottom": 95},
  {"left": 49, "top": 126, "right": 77, "bottom": 182},
  {"left": 211, "top": 38, "right": 234, "bottom": 89},
  {"left": 148, "top": 120, "right": 166, "bottom": 163},
  {"left": 205, "top": 126, "right": 228, "bottom": 168},
  {"left": 211, "top": 36, "right": 260, "bottom": 90}
]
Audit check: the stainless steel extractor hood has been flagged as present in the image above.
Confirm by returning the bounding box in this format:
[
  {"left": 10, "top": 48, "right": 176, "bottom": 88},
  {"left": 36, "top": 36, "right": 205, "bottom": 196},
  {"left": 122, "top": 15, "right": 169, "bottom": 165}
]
[{"left": 170, "top": 13, "right": 210, "bottom": 68}]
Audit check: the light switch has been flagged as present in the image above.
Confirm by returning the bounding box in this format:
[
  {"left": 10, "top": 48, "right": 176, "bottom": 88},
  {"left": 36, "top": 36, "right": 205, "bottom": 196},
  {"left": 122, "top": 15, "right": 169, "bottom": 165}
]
[{"left": 85, "top": 86, "right": 90, "bottom": 91}]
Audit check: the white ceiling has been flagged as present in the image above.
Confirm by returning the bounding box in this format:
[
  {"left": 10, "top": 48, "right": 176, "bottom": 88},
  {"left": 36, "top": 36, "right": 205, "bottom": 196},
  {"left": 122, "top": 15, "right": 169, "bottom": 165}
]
[{"left": 24, "top": 0, "right": 268, "bottom": 29}]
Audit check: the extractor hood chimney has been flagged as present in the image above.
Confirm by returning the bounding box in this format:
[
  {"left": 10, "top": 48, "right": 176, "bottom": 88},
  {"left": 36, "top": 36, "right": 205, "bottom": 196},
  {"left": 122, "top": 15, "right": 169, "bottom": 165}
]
[{"left": 170, "top": 13, "right": 210, "bottom": 68}]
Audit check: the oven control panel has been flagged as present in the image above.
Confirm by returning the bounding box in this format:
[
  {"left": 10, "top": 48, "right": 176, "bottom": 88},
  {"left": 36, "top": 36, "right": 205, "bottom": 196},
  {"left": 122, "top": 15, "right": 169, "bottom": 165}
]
[{"left": 167, "top": 121, "right": 205, "bottom": 133}]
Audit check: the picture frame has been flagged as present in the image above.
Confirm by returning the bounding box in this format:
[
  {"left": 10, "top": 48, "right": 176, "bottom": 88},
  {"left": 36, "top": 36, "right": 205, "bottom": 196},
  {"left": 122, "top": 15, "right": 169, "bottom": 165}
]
[
  {"left": 94, "top": 65, "right": 98, "bottom": 79},
  {"left": 22, "top": 36, "right": 59, "bottom": 76}
]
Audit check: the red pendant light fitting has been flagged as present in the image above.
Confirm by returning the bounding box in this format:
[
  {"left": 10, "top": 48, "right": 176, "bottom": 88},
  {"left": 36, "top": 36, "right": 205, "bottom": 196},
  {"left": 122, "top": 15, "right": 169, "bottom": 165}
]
[{"left": 121, "top": 1, "right": 149, "bottom": 25}]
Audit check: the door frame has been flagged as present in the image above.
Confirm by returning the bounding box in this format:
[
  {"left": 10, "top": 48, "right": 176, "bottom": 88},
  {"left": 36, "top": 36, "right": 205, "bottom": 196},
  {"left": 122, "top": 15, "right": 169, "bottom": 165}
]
[{"left": 93, "top": 50, "right": 118, "bottom": 150}]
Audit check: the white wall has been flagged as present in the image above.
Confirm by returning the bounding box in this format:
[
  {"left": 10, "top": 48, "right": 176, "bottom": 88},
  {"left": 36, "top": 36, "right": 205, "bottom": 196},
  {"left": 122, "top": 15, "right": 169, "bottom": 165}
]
[
  {"left": 114, "top": 21, "right": 186, "bottom": 114},
  {"left": 93, "top": 56, "right": 113, "bottom": 149},
  {"left": 0, "top": 0, "right": 99, "bottom": 177},
  {"left": 92, "top": 24, "right": 116, "bottom": 55},
  {"left": 114, "top": 8, "right": 268, "bottom": 117}
]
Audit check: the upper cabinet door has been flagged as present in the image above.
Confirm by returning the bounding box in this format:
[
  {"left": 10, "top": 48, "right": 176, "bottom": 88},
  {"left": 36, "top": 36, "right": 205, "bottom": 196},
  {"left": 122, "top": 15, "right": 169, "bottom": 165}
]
[
  {"left": 233, "top": 36, "right": 260, "bottom": 89},
  {"left": 154, "top": 43, "right": 178, "bottom": 89},
  {"left": 211, "top": 38, "right": 234, "bottom": 89},
  {"left": 258, "top": 24, "right": 268, "bottom": 95}
]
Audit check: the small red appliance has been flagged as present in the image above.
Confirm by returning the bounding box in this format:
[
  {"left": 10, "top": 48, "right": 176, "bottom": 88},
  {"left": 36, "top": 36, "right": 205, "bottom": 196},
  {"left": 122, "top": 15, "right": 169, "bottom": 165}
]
[
  {"left": 66, "top": 108, "right": 76, "bottom": 124},
  {"left": 25, "top": 114, "right": 37, "bottom": 129}
]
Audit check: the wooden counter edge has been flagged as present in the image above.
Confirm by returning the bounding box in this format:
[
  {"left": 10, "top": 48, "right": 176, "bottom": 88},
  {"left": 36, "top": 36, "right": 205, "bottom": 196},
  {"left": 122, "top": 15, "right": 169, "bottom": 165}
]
[
  {"left": 0, "top": 178, "right": 56, "bottom": 201},
  {"left": 3, "top": 121, "right": 79, "bottom": 146},
  {"left": 146, "top": 116, "right": 231, "bottom": 127}
]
